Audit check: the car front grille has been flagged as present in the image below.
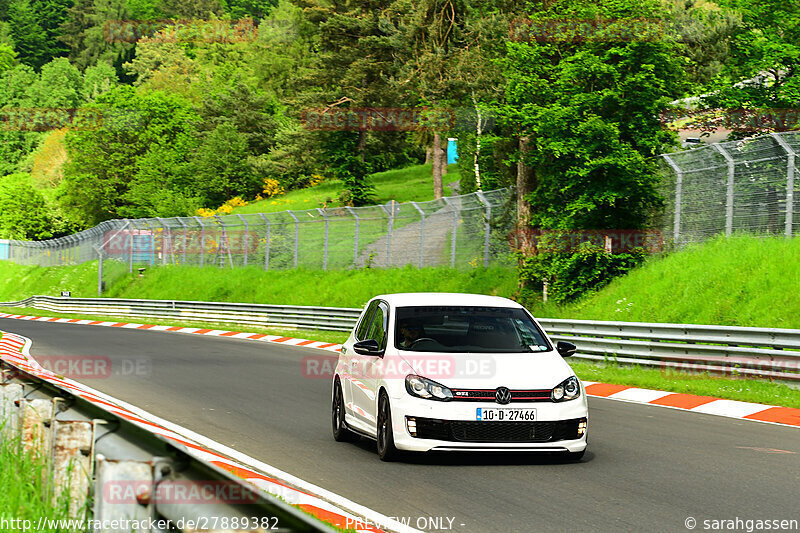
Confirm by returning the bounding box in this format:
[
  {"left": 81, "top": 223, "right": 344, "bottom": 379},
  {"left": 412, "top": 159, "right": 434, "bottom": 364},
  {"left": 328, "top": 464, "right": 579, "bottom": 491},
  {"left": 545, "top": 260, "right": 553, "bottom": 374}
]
[
  {"left": 450, "top": 389, "right": 553, "bottom": 402},
  {"left": 412, "top": 417, "right": 583, "bottom": 443}
]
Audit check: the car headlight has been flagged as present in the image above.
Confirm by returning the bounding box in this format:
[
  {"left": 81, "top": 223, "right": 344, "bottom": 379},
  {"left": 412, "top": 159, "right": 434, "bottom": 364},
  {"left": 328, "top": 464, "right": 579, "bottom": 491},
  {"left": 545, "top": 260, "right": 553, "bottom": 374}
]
[
  {"left": 552, "top": 376, "right": 580, "bottom": 402},
  {"left": 405, "top": 375, "right": 453, "bottom": 401}
]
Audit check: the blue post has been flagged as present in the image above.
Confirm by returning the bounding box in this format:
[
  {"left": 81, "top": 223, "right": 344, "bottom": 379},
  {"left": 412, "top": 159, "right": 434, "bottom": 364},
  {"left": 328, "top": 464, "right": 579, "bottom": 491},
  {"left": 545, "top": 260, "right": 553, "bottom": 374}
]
[{"left": 447, "top": 138, "right": 459, "bottom": 165}]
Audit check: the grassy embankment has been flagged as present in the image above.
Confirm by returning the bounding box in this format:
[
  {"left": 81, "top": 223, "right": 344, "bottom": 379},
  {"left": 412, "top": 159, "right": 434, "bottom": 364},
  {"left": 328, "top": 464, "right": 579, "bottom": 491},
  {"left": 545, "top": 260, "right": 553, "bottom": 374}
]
[
  {"left": 530, "top": 235, "right": 800, "bottom": 329},
  {"left": 232, "top": 164, "right": 462, "bottom": 215},
  {"left": 0, "top": 262, "right": 517, "bottom": 344}
]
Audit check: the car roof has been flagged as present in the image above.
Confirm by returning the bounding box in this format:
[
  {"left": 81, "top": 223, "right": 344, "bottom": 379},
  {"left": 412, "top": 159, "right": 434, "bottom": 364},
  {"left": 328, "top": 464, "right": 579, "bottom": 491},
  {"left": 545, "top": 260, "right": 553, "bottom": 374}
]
[{"left": 370, "top": 293, "right": 524, "bottom": 309}]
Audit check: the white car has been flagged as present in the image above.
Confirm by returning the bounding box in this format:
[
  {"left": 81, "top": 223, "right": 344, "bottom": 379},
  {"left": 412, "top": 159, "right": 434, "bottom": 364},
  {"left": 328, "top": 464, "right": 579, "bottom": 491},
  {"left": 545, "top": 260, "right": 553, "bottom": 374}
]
[{"left": 331, "top": 293, "right": 588, "bottom": 461}]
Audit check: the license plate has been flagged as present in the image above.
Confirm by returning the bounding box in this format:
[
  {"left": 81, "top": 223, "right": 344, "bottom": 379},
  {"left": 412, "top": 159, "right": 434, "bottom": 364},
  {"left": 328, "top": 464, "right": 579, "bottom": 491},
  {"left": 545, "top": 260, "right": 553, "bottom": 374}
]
[{"left": 476, "top": 408, "right": 536, "bottom": 422}]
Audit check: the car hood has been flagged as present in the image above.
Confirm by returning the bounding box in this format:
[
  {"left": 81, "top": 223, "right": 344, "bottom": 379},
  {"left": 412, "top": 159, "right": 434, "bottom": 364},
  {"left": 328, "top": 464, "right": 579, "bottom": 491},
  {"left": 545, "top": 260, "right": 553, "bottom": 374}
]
[{"left": 395, "top": 350, "right": 576, "bottom": 390}]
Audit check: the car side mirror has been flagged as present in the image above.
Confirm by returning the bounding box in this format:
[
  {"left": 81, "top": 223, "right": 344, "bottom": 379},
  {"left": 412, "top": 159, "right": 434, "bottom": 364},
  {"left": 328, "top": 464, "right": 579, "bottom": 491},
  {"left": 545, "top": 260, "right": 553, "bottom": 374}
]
[
  {"left": 556, "top": 341, "right": 577, "bottom": 358},
  {"left": 353, "top": 339, "right": 383, "bottom": 356}
]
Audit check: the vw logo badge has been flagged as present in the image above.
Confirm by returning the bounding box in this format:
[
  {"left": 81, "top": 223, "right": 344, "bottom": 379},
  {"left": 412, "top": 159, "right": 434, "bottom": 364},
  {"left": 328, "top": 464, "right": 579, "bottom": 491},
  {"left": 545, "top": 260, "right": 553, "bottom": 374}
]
[{"left": 496, "top": 387, "right": 512, "bottom": 405}]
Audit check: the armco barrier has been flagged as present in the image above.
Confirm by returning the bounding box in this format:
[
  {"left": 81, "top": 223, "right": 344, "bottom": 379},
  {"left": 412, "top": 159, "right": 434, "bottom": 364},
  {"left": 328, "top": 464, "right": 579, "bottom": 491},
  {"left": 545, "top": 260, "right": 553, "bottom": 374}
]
[
  {"left": 537, "top": 318, "right": 800, "bottom": 381},
  {"left": 1, "top": 295, "right": 362, "bottom": 331},
  {"left": 0, "top": 331, "right": 338, "bottom": 532},
  {"left": 2, "top": 296, "right": 799, "bottom": 381}
]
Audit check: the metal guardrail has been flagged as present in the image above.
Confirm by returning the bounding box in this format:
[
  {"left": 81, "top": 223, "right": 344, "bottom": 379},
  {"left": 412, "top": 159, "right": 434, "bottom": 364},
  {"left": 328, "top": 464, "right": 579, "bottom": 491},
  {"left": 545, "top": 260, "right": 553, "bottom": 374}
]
[
  {"left": 2, "top": 296, "right": 799, "bottom": 380},
  {"left": 1, "top": 296, "right": 362, "bottom": 332},
  {"left": 539, "top": 318, "right": 800, "bottom": 381},
  {"left": 0, "top": 332, "right": 335, "bottom": 532}
]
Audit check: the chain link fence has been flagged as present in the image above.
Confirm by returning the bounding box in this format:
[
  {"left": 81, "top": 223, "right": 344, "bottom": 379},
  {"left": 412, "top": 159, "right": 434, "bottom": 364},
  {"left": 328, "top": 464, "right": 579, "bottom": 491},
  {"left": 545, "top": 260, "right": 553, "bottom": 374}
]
[
  {"left": 659, "top": 131, "right": 800, "bottom": 245},
  {"left": 0, "top": 188, "right": 517, "bottom": 274}
]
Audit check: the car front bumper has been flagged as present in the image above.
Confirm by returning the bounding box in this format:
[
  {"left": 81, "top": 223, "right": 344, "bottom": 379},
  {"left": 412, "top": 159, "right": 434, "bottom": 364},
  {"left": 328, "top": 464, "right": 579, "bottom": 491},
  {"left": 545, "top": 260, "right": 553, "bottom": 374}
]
[{"left": 390, "top": 396, "right": 589, "bottom": 453}]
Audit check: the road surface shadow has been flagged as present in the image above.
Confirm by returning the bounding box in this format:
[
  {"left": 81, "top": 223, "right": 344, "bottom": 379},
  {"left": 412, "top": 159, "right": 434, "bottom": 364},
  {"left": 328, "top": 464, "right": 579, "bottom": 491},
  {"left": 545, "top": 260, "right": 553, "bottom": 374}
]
[{"left": 347, "top": 436, "right": 594, "bottom": 465}]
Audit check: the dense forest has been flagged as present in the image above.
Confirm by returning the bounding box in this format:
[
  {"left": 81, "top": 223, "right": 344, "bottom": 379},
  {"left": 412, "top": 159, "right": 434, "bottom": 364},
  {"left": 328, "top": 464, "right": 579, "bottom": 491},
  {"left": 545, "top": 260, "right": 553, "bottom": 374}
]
[{"left": 0, "top": 0, "right": 797, "bottom": 243}]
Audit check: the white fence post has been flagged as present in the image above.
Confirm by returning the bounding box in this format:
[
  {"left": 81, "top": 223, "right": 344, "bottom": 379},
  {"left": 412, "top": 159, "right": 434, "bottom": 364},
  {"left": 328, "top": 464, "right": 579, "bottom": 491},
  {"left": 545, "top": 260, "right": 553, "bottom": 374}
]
[
  {"left": 193, "top": 216, "right": 206, "bottom": 267},
  {"left": 176, "top": 218, "right": 188, "bottom": 266},
  {"left": 662, "top": 154, "right": 683, "bottom": 244},
  {"left": 287, "top": 210, "right": 299, "bottom": 268},
  {"left": 317, "top": 208, "right": 329, "bottom": 270},
  {"left": 381, "top": 202, "right": 395, "bottom": 268},
  {"left": 237, "top": 214, "right": 249, "bottom": 267},
  {"left": 476, "top": 191, "right": 492, "bottom": 267},
  {"left": 345, "top": 207, "right": 359, "bottom": 267},
  {"left": 714, "top": 144, "right": 736, "bottom": 236},
  {"left": 771, "top": 133, "right": 796, "bottom": 237},
  {"left": 410, "top": 201, "right": 425, "bottom": 268},
  {"left": 156, "top": 217, "right": 170, "bottom": 265},
  {"left": 258, "top": 213, "right": 271, "bottom": 270},
  {"left": 443, "top": 197, "right": 458, "bottom": 268}
]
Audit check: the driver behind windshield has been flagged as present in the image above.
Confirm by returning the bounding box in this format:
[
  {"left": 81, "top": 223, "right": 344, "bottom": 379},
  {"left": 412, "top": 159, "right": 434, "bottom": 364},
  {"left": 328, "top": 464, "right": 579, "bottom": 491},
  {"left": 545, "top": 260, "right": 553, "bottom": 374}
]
[{"left": 397, "top": 320, "right": 424, "bottom": 349}]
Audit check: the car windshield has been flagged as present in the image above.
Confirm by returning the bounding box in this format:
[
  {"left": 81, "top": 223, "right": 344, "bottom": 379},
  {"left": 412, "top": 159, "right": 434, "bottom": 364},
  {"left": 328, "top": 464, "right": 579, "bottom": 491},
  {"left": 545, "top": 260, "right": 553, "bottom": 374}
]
[{"left": 394, "top": 306, "right": 551, "bottom": 353}]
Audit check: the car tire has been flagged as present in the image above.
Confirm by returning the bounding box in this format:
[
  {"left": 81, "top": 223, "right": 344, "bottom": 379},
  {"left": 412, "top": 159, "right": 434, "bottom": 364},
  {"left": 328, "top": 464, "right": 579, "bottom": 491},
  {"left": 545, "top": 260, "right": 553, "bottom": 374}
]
[
  {"left": 377, "top": 392, "right": 399, "bottom": 461},
  {"left": 332, "top": 379, "right": 356, "bottom": 442}
]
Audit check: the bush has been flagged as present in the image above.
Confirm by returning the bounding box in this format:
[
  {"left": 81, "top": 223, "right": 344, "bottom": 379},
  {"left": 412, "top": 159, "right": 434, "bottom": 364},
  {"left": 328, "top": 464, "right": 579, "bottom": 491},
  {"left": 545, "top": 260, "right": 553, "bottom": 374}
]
[
  {"left": 0, "top": 172, "right": 53, "bottom": 239},
  {"left": 518, "top": 242, "right": 647, "bottom": 304}
]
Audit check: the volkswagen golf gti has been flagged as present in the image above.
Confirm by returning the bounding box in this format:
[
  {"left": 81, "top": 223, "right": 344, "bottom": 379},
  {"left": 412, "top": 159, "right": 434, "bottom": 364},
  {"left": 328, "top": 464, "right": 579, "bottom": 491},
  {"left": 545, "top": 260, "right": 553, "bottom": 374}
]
[{"left": 331, "top": 293, "right": 588, "bottom": 461}]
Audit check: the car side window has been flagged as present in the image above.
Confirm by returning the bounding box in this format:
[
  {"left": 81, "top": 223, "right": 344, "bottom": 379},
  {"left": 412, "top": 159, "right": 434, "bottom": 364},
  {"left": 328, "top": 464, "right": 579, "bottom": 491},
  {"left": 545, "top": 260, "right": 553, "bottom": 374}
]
[
  {"left": 355, "top": 301, "right": 378, "bottom": 341},
  {"left": 365, "top": 302, "right": 389, "bottom": 349}
]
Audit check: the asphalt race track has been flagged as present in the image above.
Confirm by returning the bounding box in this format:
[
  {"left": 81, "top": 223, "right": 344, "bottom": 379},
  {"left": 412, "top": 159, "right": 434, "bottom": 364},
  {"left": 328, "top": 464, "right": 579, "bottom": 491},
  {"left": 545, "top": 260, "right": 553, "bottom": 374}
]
[{"left": 3, "top": 317, "right": 799, "bottom": 533}]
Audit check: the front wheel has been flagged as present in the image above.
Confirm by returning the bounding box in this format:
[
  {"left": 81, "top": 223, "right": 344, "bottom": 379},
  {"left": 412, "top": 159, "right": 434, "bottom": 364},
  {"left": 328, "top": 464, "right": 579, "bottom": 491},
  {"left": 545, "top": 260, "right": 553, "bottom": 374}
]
[
  {"left": 332, "top": 379, "right": 356, "bottom": 442},
  {"left": 377, "top": 392, "right": 399, "bottom": 461}
]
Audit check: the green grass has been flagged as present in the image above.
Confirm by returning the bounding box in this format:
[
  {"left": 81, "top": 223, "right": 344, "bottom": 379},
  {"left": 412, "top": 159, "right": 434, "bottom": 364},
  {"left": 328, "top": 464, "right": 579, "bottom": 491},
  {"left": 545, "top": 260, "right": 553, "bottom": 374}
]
[
  {"left": 526, "top": 235, "right": 800, "bottom": 329},
  {"left": 569, "top": 360, "right": 800, "bottom": 408},
  {"left": 233, "top": 164, "right": 460, "bottom": 215},
  {"left": 0, "top": 261, "right": 128, "bottom": 303},
  {"left": 0, "top": 430, "right": 80, "bottom": 532},
  {"left": 0, "top": 262, "right": 517, "bottom": 308}
]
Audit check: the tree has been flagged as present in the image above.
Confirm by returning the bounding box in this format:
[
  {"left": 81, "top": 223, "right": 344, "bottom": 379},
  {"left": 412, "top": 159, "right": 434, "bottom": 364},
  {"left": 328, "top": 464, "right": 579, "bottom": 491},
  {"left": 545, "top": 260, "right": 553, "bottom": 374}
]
[
  {"left": 125, "top": 0, "right": 167, "bottom": 19},
  {"left": 662, "top": 0, "right": 741, "bottom": 89},
  {"left": 191, "top": 122, "right": 257, "bottom": 206},
  {"left": 122, "top": 146, "right": 201, "bottom": 218},
  {"left": 501, "top": 0, "right": 688, "bottom": 301},
  {"left": 59, "top": 0, "right": 135, "bottom": 74},
  {"left": 701, "top": 0, "right": 800, "bottom": 135},
  {"left": 29, "top": 57, "right": 84, "bottom": 108},
  {"left": 57, "top": 0, "right": 91, "bottom": 63},
  {"left": 7, "top": 0, "right": 49, "bottom": 68},
  {"left": 0, "top": 43, "right": 17, "bottom": 73},
  {"left": 82, "top": 60, "right": 118, "bottom": 100},
  {"left": 30, "top": 0, "right": 73, "bottom": 61},
  {"left": 59, "top": 86, "right": 202, "bottom": 225},
  {"left": 225, "top": 0, "right": 276, "bottom": 21},
  {"left": 501, "top": 0, "right": 687, "bottom": 231},
  {"left": 0, "top": 173, "right": 53, "bottom": 239},
  {"left": 320, "top": 130, "right": 374, "bottom": 206},
  {"left": 199, "top": 80, "right": 278, "bottom": 155},
  {"left": 394, "top": 0, "right": 508, "bottom": 197},
  {"left": 248, "top": 0, "right": 318, "bottom": 100},
  {"left": 160, "top": 0, "right": 223, "bottom": 18},
  {"left": 123, "top": 36, "right": 198, "bottom": 94},
  {"left": 296, "top": 0, "right": 409, "bottom": 205},
  {"left": 0, "top": 64, "right": 40, "bottom": 175}
]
